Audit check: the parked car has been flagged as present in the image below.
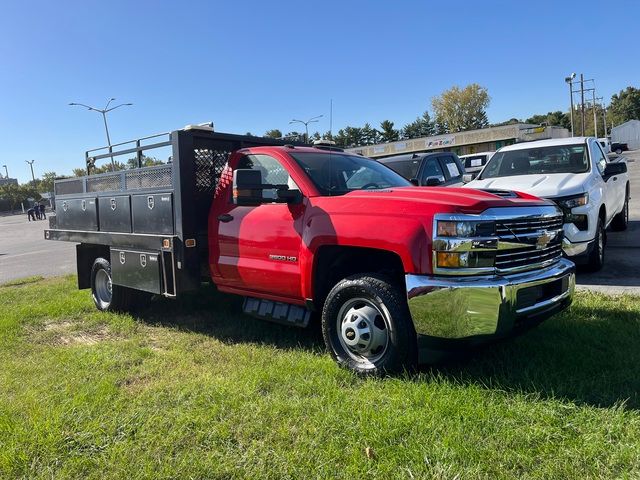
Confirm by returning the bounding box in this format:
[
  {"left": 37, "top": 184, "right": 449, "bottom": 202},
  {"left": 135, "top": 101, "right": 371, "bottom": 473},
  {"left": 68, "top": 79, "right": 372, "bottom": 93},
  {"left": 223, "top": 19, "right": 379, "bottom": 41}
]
[
  {"left": 465, "top": 137, "right": 629, "bottom": 271},
  {"left": 598, "top": 137, "right": 611, "bottom": 154},
  {"left": 377, "top": 152, "right": 465, "bottom": 186},
  {"left": 46, "top": 125, "right": 574, "bottom": 374},
  {"left": 458, "top": 151, "right": 495, "bottom": 180},
  {"left": 611, "top": 141, "right": 629, "bottom": 154}
]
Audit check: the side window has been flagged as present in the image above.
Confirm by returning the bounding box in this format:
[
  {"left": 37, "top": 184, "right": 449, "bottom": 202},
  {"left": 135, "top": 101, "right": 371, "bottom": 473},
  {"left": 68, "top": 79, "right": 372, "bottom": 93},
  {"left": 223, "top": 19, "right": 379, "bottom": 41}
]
[
  {"left": 591, "top": 142, "right": 607, "bottom": 175},
  {"left": 236, "top": 154, "right": 298, "bottom": 201},
  {"left": 420, "top": 158, "right": 445, "bottom": 183},
  {"left": 440, "top": 155, "right": 462, "bottom": 180}
]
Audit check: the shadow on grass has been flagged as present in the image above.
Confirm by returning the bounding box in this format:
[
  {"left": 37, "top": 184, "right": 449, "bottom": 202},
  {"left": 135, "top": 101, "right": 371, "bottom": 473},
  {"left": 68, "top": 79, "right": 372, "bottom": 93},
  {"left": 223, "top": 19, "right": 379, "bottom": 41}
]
[
  {"left": 136, "top": 286, "right": 639, "bottom": 409},
  {"left": 426, "top": 300, "right": 640, "bottom": 410},
  {"left": 134, "top": 284, "right": 325, "bottom": 354}
]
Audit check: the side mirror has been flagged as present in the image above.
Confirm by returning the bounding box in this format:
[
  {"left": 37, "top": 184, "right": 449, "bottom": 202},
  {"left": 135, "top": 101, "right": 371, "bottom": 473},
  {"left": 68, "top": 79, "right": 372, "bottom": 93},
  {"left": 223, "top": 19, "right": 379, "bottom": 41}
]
[
  {"left": 232, "top": 169, "right": 300, "bottom": 205},
  {"left": 603, "top": 161, "right": 627, "bottom": 180},
  {"left": 233, "top": 169, "right": 264, "bottom": 206},
  {"left": 409, "top": 178, "right": 420, "bottom": 186},
  {"left": 425, "top": 176, "right": 444, "bottom": 187}
]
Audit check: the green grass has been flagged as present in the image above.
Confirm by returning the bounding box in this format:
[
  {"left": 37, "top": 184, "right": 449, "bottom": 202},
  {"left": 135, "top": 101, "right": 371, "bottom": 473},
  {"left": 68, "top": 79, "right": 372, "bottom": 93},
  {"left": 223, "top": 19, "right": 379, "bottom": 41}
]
[{"left": 1, "top": 275, "right": 639, "bottom": 479}]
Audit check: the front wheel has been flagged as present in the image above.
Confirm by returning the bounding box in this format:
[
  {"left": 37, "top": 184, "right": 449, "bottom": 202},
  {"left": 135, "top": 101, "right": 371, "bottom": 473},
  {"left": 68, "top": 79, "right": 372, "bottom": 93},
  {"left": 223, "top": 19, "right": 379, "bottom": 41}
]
[
  {"left": 321, "top": 274, "right": 417, "bottom": 375},
  {"left": 90, "top": 257, "right": 134, "bottom": 312},
  {"left": 611, "top": 188, "right": 629, "bottom": 231},
  {"left": 585, "top": 217, "right": 605, "bottom": 272}
]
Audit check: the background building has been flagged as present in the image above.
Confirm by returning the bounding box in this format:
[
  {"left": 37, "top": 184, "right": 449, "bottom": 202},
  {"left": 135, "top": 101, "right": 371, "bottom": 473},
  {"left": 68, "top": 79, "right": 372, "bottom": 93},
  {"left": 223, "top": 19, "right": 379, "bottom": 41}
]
[
  {"left": 0, "top": 177, "right": 18, "bottom": 187},
  {"left": 346, "top": 123, "right": 570, "bottom": 159},
  {"left": 611, "top": 120, "right": 640, "bottom": 151}
]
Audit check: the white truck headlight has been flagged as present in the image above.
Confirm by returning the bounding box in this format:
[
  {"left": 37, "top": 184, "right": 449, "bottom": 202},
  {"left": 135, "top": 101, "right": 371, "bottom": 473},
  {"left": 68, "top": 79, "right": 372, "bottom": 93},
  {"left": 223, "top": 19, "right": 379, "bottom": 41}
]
[{"left": 556, "top": 193, "right": 588, "bottom": 209}]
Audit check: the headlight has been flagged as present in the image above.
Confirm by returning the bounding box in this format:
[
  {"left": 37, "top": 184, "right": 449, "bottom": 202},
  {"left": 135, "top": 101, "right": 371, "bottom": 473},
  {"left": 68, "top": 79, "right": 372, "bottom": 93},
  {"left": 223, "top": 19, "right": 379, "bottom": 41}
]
[
  {"left": 437, "top": 220, "right": 494, "bottom": 237},
  {"left": 556, "top": 193, "right": 588, "bottom": 209}
]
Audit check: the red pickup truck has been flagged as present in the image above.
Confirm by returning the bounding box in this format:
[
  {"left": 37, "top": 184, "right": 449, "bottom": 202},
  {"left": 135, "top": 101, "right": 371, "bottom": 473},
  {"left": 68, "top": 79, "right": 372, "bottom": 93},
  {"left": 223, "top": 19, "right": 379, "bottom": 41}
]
[{"left": 46, "top": 125, "right": 575, "bottom": 374}]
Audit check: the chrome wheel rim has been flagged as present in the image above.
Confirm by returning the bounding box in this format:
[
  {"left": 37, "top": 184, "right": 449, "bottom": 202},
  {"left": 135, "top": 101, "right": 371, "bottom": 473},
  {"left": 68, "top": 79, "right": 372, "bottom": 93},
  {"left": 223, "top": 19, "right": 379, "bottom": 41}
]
[
  {"left": 625, "top": 197, "right": 629, "bottom": 223},
  {"left": 95, "top": 269, "right": 112, "bottom": 307},
  {"left": 336, "top": 298, "right": 389, "bottom": 364},
  {"left": 598, "top": 227, "right": 604, "bottom": 262}
]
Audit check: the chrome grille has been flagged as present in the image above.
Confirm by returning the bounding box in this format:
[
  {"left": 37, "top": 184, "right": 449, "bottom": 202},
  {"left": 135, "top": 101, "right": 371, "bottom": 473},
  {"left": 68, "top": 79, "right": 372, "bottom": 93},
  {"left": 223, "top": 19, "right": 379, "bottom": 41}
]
[
  {"left": 496, "top": 216, "right": 563, "bottom": 236},
  {"left": 496, "top": 243, "right": 563, "bottom": 272}
]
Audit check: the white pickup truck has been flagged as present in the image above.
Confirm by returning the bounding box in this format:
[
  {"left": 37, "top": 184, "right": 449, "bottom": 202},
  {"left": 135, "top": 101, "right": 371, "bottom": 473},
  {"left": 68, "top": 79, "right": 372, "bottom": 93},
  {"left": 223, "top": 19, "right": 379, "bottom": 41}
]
[{"left": 465, "top": 137, "right": 630, "bottom": 271}]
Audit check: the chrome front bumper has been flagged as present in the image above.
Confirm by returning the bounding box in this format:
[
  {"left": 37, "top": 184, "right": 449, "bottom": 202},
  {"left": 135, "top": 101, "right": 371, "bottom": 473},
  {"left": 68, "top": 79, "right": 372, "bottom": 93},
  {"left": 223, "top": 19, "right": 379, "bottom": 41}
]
[{"left": 406, "top": 258, "right": 575, "bottom": 339}]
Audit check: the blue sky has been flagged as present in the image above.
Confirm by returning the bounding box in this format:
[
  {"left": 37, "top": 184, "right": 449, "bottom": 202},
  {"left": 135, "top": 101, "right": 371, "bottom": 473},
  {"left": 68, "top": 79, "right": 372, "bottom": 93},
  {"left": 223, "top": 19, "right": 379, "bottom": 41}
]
[{"left": 1, "top": 0, "right": 638, "bottom": 183}]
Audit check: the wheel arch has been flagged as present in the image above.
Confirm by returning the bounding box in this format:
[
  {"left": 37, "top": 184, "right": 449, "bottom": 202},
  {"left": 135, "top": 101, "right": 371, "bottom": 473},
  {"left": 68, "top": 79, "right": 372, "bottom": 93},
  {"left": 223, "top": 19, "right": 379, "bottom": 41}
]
[
  {"left": 77, "top": 243, "right": 110, "bottom": 289},
  {"left": 311, "top": 245, "right": 406, "bottom": 312}
]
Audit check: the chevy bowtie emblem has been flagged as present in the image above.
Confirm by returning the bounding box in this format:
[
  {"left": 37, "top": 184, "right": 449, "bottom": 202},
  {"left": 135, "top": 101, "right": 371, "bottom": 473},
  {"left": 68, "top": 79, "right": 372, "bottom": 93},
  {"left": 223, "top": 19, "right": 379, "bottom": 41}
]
[{"left": 536, "top": 231, "right": 552, "bottom": 250}]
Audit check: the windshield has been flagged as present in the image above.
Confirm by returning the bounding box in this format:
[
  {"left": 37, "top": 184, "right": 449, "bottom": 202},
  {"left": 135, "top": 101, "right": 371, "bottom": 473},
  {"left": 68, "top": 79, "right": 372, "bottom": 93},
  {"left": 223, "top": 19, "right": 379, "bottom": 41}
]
[
  {"left": 480, "top": 144, "right": 589, "bottom": 179},
  {"left": 290, "top": 152, "right": 412, "bottom": 195}
]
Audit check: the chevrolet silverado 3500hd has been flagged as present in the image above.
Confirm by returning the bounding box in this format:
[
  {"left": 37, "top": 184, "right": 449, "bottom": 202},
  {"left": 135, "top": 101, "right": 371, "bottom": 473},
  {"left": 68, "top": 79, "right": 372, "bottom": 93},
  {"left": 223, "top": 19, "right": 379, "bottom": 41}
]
[{"left": 45, "top": 125, "right": 575, "bottom": 374}]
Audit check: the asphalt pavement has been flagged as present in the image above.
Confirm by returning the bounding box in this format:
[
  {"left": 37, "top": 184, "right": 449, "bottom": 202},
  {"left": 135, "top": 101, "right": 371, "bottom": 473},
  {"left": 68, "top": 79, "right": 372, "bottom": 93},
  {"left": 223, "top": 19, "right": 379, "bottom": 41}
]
[{"left": 1, "top": 153, "right": 639, "bottom": 293}]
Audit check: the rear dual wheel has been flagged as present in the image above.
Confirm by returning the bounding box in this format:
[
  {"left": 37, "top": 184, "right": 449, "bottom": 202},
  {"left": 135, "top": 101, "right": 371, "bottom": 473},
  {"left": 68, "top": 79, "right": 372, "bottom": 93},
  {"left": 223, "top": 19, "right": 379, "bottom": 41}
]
[
  {"left": 321, "top": 274, "right": 417, "bottom": 375},
  {"left": 90, "top": 257, "right": 137, "bottom": 312}
]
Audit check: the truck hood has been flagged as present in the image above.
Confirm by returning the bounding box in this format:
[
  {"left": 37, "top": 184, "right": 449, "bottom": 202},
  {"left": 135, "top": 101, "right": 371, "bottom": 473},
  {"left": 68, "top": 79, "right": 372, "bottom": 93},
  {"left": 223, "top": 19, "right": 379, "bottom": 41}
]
[
  {"left": 465, "top": 172, "right": 590, "bottom": 198},
  {"left": 311, "top": 186, "right": 551, "bottom": 216}
]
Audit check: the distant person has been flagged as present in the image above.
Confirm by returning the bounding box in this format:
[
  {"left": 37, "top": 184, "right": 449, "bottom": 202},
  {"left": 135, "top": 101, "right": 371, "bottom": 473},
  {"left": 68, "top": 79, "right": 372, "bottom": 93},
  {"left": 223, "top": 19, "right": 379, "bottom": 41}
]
[
  {"left": 34, "top": 204, "right": 41, "bottom": 220},
  {"left": 39, "top": 203, "right": 46, "bottom": 219},
  {"left": 27, "top": 207, "right": 36, "bottom": 222}
]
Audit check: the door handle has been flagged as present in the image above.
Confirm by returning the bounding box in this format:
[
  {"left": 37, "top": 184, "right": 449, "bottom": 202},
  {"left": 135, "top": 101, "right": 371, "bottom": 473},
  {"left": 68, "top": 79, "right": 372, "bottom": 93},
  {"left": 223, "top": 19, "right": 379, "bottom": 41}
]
[{"left": 217, "top": 214, "right": 234, "bottom": 223}]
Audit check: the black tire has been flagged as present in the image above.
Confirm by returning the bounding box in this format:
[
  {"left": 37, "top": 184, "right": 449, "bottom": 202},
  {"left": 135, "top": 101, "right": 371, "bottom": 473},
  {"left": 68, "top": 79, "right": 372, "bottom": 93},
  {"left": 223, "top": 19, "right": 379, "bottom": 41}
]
[
  {"left": 585, "top": 217, "right": 605, "bottom": 272},
  {"left": 321, "top": 274, "right": 417, "bottom": 375},
  {"left": 611, "top": 187, "right": 629, "bottom": 231},
  {"left": 90, "top": 257, "right": 134, "bottom": 312}
]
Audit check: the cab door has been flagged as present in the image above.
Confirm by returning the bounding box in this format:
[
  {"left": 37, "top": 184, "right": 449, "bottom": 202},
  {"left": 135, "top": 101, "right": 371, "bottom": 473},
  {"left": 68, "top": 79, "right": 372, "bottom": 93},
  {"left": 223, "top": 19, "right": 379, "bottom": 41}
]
[
  {"left": 591, "top": 140, "right": 619, "bottom": 223},
  {"left": 210, "top": 153, "right": 305, "bottom": 300}
]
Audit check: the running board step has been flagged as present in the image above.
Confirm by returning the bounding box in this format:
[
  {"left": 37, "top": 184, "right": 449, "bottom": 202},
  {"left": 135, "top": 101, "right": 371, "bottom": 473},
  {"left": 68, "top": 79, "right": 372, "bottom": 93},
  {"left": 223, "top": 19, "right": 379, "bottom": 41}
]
[{"left": 243, "top": 297, "right": 311, "bottom": 328}]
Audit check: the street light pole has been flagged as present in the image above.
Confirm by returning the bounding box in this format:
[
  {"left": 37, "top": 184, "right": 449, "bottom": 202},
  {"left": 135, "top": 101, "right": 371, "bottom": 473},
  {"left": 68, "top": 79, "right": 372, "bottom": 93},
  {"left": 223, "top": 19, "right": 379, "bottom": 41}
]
[
  {"left": 2, "top": 165, "right": 8, "bottom": 179},
  {"left": 25, "top": 160, "right": 35, "bottom": 184},
  {"left": 290, "top": 115, "right": 323, "bottom": 143},
  {"left": 565, "top": 73, "right": 576, "bottom": 137},
  {"left": 69, "top": 98, "right": 133, "bottom": 170},
  {"left": 580, "top": 74, "right": 586, "bottom": 136}
]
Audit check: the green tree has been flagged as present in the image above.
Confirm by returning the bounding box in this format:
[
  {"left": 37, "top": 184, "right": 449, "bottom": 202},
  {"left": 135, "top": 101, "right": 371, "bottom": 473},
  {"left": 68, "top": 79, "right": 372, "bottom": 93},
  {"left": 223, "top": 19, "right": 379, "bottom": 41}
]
[
  {"left": 126, "top": 155, "right": 165, "bottom": 169},
  {"left": 39, "top": 171, "right": 59, "bottom": 193},
  {"left": 361, "top": 123, "right": 380, "bottom": 145},
  {"left": 525, "top": 111, "right": 570, "bottom": 130},
  {"left": 379, "top": 120, "right": 399, "bottom": 143},
  {"left": 402, "top": 111, "right": 434, "bottom": 139},
  {"left": 264, "top": 129, "right": 282, "bottom": 139},
  {"left": 431, "top": 83, "right": 490, "bottom": 133},
  {"left": 609, "top": 86, "right": 640, "bottom": 126},
  {"left": 0, "top": 182, "right": 41, "bottom": 211}
]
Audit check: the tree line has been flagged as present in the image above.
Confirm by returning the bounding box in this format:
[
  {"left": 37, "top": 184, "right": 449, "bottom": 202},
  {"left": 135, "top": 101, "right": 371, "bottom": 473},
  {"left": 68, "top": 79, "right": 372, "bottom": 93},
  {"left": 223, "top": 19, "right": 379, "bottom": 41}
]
[
  {"left": 259, "top": 85, "right": 640, "bottom": 148},
  {"left": 1, "top": 85, "right": 638, "bottom": 202}
]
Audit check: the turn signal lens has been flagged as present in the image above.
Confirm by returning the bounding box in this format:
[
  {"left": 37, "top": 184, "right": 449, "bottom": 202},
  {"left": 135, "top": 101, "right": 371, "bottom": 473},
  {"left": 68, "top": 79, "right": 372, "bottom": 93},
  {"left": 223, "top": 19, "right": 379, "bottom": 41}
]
[{"left": 437, "top": 252, "right": 461, "bottom": 268}]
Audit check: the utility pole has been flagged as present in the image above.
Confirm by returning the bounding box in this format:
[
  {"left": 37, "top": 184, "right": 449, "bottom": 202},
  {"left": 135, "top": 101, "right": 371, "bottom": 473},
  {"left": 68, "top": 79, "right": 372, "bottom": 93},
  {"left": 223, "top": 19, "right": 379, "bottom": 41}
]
[
  {"left": 580, "top": 74, "right": 586, "bottom": 136},
  {"left": 565, "top": 73, "right": 576, "bottom": 136},
  {"left": 2, "top": 165, "right": 7, "bottom": 179},
  {"left": 592, "top": 90, "right": 599, "bottom": 139},
  {"left": 69, "top": 98, "right": 133, "bottom": 170},
  {"left": 596, "top": 96, "right": 608, "bottom": 137},
  {"left": 25, "top": 160, "right": 36, "bottom": 184}
]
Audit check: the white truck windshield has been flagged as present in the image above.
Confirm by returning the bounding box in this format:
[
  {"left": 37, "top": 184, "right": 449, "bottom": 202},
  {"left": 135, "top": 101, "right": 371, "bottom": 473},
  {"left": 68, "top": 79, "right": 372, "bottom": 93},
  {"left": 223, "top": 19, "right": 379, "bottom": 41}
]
[{"left": 480, "top": 144, "right": 589, "bottom": 179}]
